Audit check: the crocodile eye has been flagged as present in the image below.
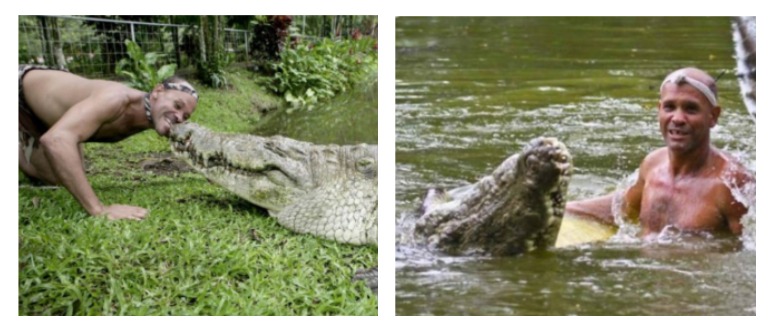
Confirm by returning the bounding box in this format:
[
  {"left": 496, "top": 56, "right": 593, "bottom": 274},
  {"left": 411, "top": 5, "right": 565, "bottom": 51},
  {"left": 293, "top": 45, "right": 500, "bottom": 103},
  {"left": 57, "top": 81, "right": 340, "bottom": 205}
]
[{"left": 356, "top": 157, "right": 376, "bottom": 178}]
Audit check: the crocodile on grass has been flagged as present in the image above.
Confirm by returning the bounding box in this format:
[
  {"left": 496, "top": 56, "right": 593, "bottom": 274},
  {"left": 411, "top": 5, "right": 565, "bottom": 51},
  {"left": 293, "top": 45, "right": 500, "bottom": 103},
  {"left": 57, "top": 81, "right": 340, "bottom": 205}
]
[{"left": 169, "top": 123, "right": 377, "bottom": 291}]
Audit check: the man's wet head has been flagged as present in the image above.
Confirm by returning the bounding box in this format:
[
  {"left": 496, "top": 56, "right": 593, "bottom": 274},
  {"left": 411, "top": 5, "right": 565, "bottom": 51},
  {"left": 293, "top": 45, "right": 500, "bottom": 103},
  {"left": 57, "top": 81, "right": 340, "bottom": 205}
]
[{"left": 658, "top": 68, "right": 721, "bottom": 153}]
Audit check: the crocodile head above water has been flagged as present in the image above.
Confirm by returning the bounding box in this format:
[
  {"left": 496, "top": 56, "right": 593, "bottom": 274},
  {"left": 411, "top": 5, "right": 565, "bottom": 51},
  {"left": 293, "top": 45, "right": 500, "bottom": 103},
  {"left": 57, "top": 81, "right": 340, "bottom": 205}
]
[
  {"left": 414, "top": 137, "right": 572, "bottom": 256},
  {"left": 169, "top": 123, "right": 378, "bottom": 246}
]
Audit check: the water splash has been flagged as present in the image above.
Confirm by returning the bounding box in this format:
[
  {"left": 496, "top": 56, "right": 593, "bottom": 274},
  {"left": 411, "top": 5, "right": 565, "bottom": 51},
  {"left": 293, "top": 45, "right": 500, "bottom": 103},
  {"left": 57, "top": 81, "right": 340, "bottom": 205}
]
[
  {"left": 603, "top": 157, "right": 755, "bottom": 250},
  {"left": 721, "top": 153, "right": 756, "bottom": 250},
  {"left": 608, "top": 169, "right": 642, "bottom": 243},
  {"left": 396, "top": 211, "right": 419, "bottom": 247}
]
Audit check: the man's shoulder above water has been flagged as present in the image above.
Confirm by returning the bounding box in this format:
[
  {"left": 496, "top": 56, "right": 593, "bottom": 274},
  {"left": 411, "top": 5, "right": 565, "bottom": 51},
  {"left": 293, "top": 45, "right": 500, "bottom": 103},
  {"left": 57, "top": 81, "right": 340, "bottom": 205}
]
[{"left": 639, "top": 146, "right": 750, "bottom": 177}]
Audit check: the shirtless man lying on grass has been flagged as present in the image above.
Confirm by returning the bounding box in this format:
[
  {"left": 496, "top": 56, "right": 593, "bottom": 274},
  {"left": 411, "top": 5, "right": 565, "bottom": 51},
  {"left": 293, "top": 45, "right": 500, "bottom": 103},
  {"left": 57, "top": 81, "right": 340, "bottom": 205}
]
[{"left": 18, "top": 65, "right": 198, "bottom": 220}]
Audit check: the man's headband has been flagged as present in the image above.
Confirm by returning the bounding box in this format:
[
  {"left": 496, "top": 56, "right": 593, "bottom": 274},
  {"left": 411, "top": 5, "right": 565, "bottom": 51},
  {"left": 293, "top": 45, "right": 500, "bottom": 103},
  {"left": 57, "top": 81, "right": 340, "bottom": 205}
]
[
  {"left": 163, "top": 82, "right": 199, "bottom": 101},
  {"left": 659, "top": 72, "right": 717, "bottom": 107}
]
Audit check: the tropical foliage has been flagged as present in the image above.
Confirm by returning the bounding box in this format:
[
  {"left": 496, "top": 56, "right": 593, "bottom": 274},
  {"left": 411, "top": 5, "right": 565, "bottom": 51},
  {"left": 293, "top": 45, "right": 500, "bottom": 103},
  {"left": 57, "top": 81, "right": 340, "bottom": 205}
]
[
  {"left": 268, "top": 37, "right": 377, "bottom": 109},
  {"left": 115, "top": 40, "right": 176, "bottom": 91}
]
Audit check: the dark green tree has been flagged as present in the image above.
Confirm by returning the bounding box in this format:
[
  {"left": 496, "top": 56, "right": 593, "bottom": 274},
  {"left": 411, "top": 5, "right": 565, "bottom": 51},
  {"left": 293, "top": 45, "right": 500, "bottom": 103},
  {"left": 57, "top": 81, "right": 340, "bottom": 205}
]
[{"left": 196, "top": 15, "right": 228, "bottom": 87}]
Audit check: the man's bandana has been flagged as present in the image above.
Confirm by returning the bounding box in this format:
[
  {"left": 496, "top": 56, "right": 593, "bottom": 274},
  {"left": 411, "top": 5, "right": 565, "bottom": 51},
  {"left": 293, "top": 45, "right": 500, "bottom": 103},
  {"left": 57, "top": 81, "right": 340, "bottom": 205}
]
[
  {"left": 164, "top": 82, "right": 199, "bottom": 101},
  {"left": 660, "top": 72, "right": 718, "bottom": 107}
]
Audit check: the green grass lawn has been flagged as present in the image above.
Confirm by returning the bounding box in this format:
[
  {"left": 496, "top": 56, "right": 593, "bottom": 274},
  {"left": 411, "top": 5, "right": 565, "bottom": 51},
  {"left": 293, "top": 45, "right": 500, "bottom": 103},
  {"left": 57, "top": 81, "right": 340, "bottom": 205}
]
[{"left": 18, "top": 69, "right": 377, "bottom": 315}]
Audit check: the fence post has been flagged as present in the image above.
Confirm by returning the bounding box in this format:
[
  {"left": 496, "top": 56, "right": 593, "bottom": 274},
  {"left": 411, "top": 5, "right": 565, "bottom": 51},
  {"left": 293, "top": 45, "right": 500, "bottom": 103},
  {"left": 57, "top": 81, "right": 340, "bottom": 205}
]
[
  {"left": 244, "top": 30, "right": 249, "bottom": 60},
  {"left": 130, "top": 22, "right": 135, "bottom": 42}
]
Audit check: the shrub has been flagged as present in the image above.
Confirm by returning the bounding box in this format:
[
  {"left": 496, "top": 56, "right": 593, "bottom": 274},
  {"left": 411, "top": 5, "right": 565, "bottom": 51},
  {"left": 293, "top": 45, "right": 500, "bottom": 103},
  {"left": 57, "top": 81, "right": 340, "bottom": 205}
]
[{"left": 268, "top": 37, "right": 377, "bottom": 109}]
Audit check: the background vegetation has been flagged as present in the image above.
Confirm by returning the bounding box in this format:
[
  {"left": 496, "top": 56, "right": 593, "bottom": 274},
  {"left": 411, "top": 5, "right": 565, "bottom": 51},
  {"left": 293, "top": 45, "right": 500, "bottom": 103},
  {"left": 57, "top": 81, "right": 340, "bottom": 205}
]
[
  {"left": 270, "top": 38, "right": 377, "bottom": 108},
  {"left": 19, "top": 15, "right": 378, "bottom": 109},
  {"left": 115, "top": 40, "right": 177, "bottom": 91}
]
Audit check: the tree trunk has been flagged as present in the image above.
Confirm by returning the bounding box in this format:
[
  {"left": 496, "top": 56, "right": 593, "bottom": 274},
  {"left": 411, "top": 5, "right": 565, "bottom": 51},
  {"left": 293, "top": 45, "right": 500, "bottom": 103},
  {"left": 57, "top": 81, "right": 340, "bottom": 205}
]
[
  {"left": 49, "top": 18, "right": 67, "bottom": 69},
  {"left": 35, "top": 16, "right": 66, "bottom": 69},
  {"left": 212, "top": 16, "right": 220, "bottom": 58},
  {"left": 173, "top": 25, "right": 182, "bottom": 67},
  {"left": 198, "top": 16, "right": 207, "bottom": 63},
  {"left": 35, "top": 16, "right": 51, "bottom": 65},
  {"left": 197, "top": 16, "right": 225, "bottom": 86}
]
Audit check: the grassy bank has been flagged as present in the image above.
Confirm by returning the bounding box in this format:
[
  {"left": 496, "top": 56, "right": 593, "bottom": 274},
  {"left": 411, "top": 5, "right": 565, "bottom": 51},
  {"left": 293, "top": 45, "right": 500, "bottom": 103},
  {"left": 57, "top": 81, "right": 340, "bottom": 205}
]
[{"left": 18, "top": 69, "right": 377, "bottom": 315}]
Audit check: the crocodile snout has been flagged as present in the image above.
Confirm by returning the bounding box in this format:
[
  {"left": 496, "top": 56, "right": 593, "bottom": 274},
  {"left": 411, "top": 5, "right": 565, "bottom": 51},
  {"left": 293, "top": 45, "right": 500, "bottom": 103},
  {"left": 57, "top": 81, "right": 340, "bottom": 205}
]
[
  {"left": 170, "top": 123, "right": 200, "bottom": 153},
  {"left": 526, "top": 137, "right": 572, "bottom": 174}
]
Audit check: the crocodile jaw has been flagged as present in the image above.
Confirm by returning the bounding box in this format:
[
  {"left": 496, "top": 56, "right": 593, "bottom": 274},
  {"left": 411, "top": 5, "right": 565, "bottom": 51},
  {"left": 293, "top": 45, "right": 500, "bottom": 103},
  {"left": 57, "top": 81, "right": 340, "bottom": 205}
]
[
  {"left": 169, "top": 123, "right": 379, "bottom": 246},
  {"left": 170, "top": 123, "right": 307, "bottom": 212}
]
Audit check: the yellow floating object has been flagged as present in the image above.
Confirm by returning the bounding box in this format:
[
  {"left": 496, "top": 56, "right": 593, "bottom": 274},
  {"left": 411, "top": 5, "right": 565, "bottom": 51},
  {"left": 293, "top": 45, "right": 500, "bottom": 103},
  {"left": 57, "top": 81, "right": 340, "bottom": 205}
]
[{"left": 555, "top": 216, "right": 617, "bottom": 248}]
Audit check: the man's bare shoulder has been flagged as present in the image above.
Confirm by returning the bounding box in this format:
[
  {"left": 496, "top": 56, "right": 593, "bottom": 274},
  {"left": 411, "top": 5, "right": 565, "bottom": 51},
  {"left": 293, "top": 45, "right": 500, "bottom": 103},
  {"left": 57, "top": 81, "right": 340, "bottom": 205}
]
[
  {"left": 715, "top": 148, "right": 755, "bottom": 186},
  {"left": 644, "top": 147, "right": 668, "bottom": 160},
  {"left": 27, "top": 69, "right": 130, "bottom": 92},
  {"left": 638, "top": 147, "right": 668, "bottom": 173}
]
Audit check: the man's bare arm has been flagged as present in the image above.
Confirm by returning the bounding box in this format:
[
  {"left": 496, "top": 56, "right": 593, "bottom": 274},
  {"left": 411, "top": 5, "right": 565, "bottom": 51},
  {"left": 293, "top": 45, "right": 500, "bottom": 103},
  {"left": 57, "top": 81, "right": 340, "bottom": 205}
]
[
  {"left": 38, "top": 91, "right": 147, "bottom": 220},
  {"left": 566, "top": 167, "right": 645, "bottom": 226},
  {"left": 565, "top": 194, "right": 617, "bottom": 226}
]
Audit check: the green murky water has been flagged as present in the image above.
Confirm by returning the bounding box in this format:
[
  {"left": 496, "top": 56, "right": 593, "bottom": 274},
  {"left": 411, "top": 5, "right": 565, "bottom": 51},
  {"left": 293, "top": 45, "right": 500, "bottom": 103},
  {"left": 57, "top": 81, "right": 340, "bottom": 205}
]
[
  {"left": 396, "top": 17, "right": 755, "bottom": 316},
  {"left": 253, "top": 77, "right": 377, "bottom": 145}
]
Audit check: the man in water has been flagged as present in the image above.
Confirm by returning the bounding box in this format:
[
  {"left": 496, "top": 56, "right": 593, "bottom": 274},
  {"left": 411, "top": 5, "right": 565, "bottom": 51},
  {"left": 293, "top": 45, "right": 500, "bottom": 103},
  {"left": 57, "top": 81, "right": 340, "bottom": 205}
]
[
  {"left": 566, "top": 67, "right": 754, "bottom": 236},
  {"left": 18, "top": 65, "right": 198, "bottom": 221}
]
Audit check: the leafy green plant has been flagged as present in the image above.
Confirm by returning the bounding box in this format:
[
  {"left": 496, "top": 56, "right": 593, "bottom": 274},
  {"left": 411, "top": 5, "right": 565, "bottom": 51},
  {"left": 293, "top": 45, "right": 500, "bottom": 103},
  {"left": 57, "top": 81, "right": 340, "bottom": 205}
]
[
  {"left": 268, "top": 37, "right": 377, "bottom": 109},
  {"left": 197, "top": 57, "right": 229, "bottom": 88},
  {"left": 115, "top": 40, "right": 176, "bottom": 91}
]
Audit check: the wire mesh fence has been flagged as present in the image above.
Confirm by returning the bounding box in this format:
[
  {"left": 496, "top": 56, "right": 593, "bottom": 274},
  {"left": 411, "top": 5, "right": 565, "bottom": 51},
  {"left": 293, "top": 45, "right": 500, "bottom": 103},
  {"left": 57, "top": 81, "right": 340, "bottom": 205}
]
[
  {"left": 18, "top": 15, "right": 378, "bottom": 79},
  {"left": 18, "top": 16, "right": 252, "bottom": 78}
]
